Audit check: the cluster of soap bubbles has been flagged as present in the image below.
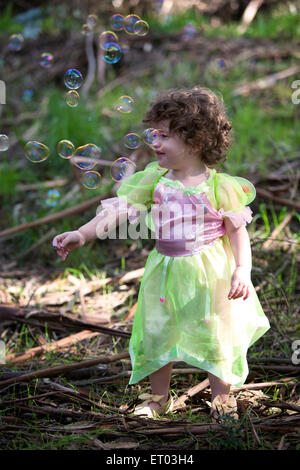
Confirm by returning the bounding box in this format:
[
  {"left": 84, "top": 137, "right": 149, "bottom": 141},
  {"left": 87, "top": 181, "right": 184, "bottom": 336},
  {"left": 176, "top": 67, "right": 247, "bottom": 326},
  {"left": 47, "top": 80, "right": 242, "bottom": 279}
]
[
  {"left": 8, "top": 34, "right": 54, "bottom": 69},
  {"left": 63, "top": 68, "right": 83, "bottom": 107},
  {"left": 79, "top": 13, "right": 151, "bottom": 65},
  {"left": 111, "top": 14, "right": 149, "bottom": 36}
]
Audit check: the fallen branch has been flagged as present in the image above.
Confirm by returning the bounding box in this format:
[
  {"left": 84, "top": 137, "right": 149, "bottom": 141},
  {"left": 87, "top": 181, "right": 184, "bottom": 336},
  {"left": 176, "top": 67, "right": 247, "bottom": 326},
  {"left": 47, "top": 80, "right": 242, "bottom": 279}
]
[
  {"left": 262, "top": 211, "right": 296, "bottom": 250},
  {"left": 233, "top": 65, "right": 300, "bottom": 96},
  {"left": 238, "top": 0, "right": 265, "bottom": 34},
  {"left": 0, "top": 351, "right": 130, "bottom": 387},
  {"left": 255, "top": 186, "right": 300, "bottom": 211},
  {"left": 5, "top": 330, "right": 101, "bottom": 364},
  {"left": 0, "top": 306, "right": 131, "bottom": 338}
]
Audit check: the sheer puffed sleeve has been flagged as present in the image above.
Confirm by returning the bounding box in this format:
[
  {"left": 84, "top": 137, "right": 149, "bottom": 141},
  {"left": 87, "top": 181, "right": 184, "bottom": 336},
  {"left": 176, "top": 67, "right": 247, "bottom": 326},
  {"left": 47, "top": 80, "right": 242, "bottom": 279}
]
[
  {"left": 96, "top": 161, "right": 162, "bottom": 224},
  {"left": 215, "top": 173, "right": 256, "bottom": 229}
]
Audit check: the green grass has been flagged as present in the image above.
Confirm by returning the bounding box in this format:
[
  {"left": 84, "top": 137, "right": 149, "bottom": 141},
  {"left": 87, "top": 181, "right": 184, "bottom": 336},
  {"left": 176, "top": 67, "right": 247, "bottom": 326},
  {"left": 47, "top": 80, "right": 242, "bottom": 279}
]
[{"left": 147, "top": 2, "right": 300, "bottom": 40}]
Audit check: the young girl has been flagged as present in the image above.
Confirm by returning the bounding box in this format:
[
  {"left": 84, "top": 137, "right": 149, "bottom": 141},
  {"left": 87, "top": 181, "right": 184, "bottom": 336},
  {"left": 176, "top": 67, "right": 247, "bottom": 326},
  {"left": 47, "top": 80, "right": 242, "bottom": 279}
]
[{"left": 53, "top": 87, "right": 270, "bottom": 421}]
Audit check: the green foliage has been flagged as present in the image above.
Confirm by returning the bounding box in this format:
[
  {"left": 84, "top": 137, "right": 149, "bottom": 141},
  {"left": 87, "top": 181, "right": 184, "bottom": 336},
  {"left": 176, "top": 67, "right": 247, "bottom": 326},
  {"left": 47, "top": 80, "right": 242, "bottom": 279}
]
[
  {"left": 149, "top": 3, "right": 300, "bottom": 40},
  {"left": 0, "top": 3, "right": 23, "bottom": 34}
]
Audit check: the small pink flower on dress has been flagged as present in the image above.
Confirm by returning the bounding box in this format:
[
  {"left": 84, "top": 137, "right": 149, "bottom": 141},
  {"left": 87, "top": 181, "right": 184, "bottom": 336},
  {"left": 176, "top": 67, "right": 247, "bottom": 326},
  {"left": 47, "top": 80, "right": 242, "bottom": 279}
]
[{"left": 160, "top": 297, "right": 165, "bottom": 303}]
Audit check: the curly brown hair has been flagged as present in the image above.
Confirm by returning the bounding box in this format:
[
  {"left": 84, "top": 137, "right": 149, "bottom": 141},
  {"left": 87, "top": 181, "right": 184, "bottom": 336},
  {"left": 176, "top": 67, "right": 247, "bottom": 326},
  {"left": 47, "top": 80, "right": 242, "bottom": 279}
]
[{"left": 143, "top": 86, "right": 233, "bottom": 167}]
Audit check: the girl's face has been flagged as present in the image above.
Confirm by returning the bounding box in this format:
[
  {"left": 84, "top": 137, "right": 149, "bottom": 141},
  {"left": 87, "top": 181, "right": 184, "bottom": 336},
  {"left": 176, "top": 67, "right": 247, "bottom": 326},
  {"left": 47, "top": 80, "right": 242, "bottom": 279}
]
[{"left": 151, "top": 120, "right": 197, "bottom": 170}]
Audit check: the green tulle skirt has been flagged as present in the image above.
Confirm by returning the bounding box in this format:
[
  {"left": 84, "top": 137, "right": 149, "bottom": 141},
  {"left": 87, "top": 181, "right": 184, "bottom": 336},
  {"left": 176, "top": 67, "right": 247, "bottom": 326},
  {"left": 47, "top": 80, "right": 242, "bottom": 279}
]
[{"left": 128, "top": 236, "right": 270, "bottom": 387}]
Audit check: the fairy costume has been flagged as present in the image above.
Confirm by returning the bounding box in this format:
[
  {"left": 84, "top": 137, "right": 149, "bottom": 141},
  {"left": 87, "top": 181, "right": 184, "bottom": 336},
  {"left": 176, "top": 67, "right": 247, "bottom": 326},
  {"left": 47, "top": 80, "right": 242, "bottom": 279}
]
[{"left": 99, "top": 161, "right": 270, "bottom": 387}]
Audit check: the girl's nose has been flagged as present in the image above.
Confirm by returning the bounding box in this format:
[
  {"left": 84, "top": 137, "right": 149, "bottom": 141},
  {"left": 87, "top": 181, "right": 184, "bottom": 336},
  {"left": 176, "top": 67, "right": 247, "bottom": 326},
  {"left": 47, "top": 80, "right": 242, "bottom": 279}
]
[{"left": 152, "top": 140, "right": 162, "bottom": 150}]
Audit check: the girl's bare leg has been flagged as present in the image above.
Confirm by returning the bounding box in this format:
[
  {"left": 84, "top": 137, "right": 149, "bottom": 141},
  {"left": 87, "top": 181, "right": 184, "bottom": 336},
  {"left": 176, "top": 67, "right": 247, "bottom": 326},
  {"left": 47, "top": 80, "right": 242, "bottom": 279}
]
[
  {"left": 148, "top": 362, "right": 173, "bottom": 411},
  {"left": 208, "top": 372, "right": 231, "bottom": 403}
]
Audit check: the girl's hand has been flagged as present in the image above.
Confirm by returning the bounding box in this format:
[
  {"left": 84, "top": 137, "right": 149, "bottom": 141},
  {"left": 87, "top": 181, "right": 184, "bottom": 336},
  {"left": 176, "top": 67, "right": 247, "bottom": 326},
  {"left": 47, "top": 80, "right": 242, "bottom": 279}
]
[
  {"left": 228, "top": 266, "right": 251, "bottom": 301},
  {"left": 52, "top": 231, "right": 86, "bottom": 261}
]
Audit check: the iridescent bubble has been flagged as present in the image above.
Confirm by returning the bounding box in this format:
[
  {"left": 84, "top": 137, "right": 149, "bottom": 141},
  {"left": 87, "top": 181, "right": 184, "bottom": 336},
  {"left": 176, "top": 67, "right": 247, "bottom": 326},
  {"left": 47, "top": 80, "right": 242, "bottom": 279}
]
[
  {"left": 81, "top": 23, "right": 93, "bottom": 36},
  {"left": 111, "top": 157, "right": 136, "bottom": 182},
  {"left": 124, "top": 133, "right": 141, "bottom": 149},
  {"left": 124, "top": 14, "right": 141, "bottom": 35},
  {"left": 133, "top": 20, "right": 149, "bottom": 36},
  {"left": 0, "top": 134, "right": 9, "bottom": 151},
  {"left": 45, "top": 189, "right": 60, "bottom": 207},
  {"left": 115, "top": 95, "right": 134, "bottom": 113},
  {"left": 23, "top": 89, "right": 34, "bottom": 102},
  {"left": 40, "top": 52, "right": 54, "bottom": 68},
  {"left": 64, "top": 68, "right": 83, "bottom": 90},
  {"left": 111, "top": 14, "right": 124, "bottom": 31},
  {"left": 25, "top": 141, "right": 49, "bottom": 163},
  {"left": 8, "top": 34, "right": 24, "bottom": 51},
  {"left": 143, "top": 128, "right": 159, "bottom": 145},
  {"left": 154, "top": 0, "right": 163, "bottom": 12},
  {"left": 72, "top": 144, "right": 101, "bottom": 170},
  {"left": 103, "top": 42, "right": 122, "bottom": 64},
  {"left": 87, "top": 14, "right": 98, "bottom": 28},
  {"left": 216, "top": 58, "right": 226, "bottom": 69},
  {"left": 183, "top": 23, "right": 196, "bottom": 40},
  {"left": 57, "top": 140, "right": 75, "bottom": 159},
  {"left": 99, "top": 31, "right": 118, "bottom": 49},
  {"left": 65, "top": 90, "right": 80, "bottom": 107},
  {"left": 82, "top": 171, "right": 101, "bottom": 189}
]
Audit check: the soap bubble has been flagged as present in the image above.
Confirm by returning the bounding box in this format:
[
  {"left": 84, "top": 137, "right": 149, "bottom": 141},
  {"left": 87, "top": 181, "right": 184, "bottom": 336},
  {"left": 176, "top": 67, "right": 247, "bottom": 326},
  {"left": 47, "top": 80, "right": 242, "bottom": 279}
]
[
  {"left": 154, "top": 0, "right": 163, "bottom": 12},
  {"left": 115, "top": 95, "right": 134, "bottom": 113},
  {"left": 124, "top": 14, "right": 141, "bottom": 35},
  {"left": 87, "top": 14, "right": 98, "bottom": 28},
  {"left": 183, "top": 23, "right": 196, "bottom": 40},
  {"left": 143, "top": 128, "right": 159, "bottom": 146},
  {"left": 65, "top": 90, "right": 80, "bottom": 107},
  {"left": 111, "top": 157, "right": 136, "bottom": 182},
  {"left": 23, "top": 89, "right": 34, "bottom": 102},
  {"left": 81, "top": 23, "right": 93, "bottom": 36},
  {"left": 111, "top": 14, "right": 124, "bottom": 31},
  {"left": 134, "top": 20, "right": 149, "bottom": 36},
  {"left": 124, "top": 133, "right": 141, "bottom": 149},
  {"left": 45, "top": 189, "right": 60, "bottom": 207},
  {"left": 82, "top": 170, "right": 101, "bottom": 189},
  {"left": 216, "top": 58, "right": 226, "bottom": 68},
  {"left": 99, "top": 31, "right": 119, "bottom": 49},
  {"left": 25, "top": 141, "right": 49, "bottom": 163},
  {"left": 0, "top": 134, "right": 9, "bottom": 151},
  {"left": 57, "top": 140, "right": 75, "bottom": 159},
  {"left": 40, "top": 52, "right": 54, "bottom": 68},
  {"left": 103, "top": 42, "right": 122, "bottom": 64},
  {"left": 72, "top": 144, "right": 101, "bottom": 170},
  {"left": 8, "top": 34, "right": 24, "bottom": 51},
  {"left": 64, "top": 68, "right": 83, "bottom": 90}
]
